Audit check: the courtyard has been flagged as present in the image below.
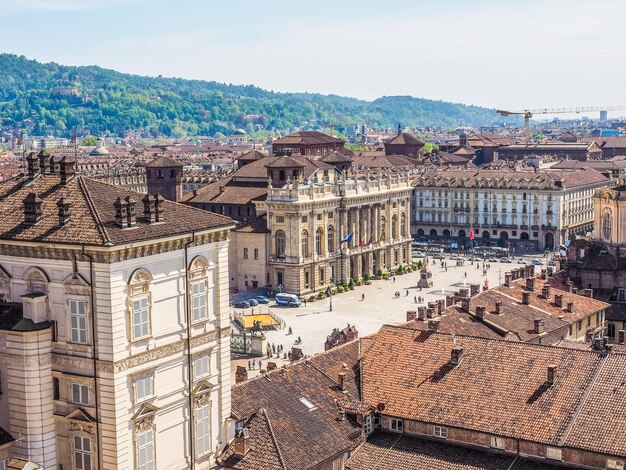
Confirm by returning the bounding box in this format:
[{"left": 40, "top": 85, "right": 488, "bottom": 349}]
[{"left": 231, "top": 255, "right": 544, "bottom": 380}]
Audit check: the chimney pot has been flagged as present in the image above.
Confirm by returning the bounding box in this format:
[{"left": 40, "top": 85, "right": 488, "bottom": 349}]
[
  {"left": 547, "top": 365, "right": 557, "bottom": 385},
  {"left": 59, "top": 157, "right": 76, "bottom": 185},
  {"left": 114, "top": 197, "right": 128, "bottom": 227},
  {"left": 542, "top": 285, "right": 551, "bottom": 300},
  {"left": 406, "top": 311, "right": 417, "bottom": 322},
  {"left": 476, "top": 305, "right": 486, "bottom": 320},
  {"left": 154, "top": 193, "right": 165, "bottom": 222},
  {"left": 534, "top": 318, "right": 544, "bottom": 334},
  {"left": 427, "top": 319, "right": 440, "bottom": 332},
  {"left": 618, "top": 330, "right": 625, "bottom": 345},
  {"left": 554, "top": 294, "right": 563, "bottom": 307},
  {"left": 233, "top": 428, "right": 251, "bottom": 459},
  {"left": 38, "top": 149, "right": 50, "bottom": 174},
  {"left": 23, "top": 192, "right": 43, "bottom": 225},
  {"left": 57, "top": 198, "right": 71, "bottom": 226},
  {"left": 26, "top": 152, "right": 39, "bottom": 178},
  {"left": 338, "top": 371, "right": 346, "bottom": 391},
  {"left": 125, "top": 195, "right": 137, "bottom": 227},
  {"left": 522, "top": 291, "right": 530, "bottom": 305},
  {"left": 461, "top": 297, "right": 470, "bottom": 312},
  {"left": 450, "top": 346, "right": 464, "bottom": 365},
  {"left": 567, "top": 302, "right": 575, "bottom": 313},
  {"left": 526, "top": 277, "right": 535, "bottom": 291},
  {"left": 142, "top": 194, "right": 156, "bottom": 223},
  {"left": 504, "top": 273, "right": 512, "bottom": 287},
  {"left": 495, "top": 301, "right": 502, "bottom": 314}
]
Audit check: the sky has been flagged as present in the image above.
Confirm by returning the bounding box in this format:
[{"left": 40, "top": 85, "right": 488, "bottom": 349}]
[{"left": 1, "top": 0, "right": 625, "bottom": 116}]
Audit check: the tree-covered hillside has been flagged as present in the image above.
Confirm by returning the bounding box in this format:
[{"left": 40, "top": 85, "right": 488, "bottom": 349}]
[{"left": 0, "top": 54, "right": 513, "bottom": 138}]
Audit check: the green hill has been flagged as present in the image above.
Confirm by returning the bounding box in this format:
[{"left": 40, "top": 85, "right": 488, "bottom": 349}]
[{"left": 0, "top": 54, "right": 514, "bottom": 138}]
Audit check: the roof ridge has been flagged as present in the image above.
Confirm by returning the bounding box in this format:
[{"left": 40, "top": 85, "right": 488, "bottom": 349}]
[
  {"left": 261, "top": 408, "right": 287, "bottom": 470},
  {"left": 76, "top": 176, "right": 112, "bottom": 245}
]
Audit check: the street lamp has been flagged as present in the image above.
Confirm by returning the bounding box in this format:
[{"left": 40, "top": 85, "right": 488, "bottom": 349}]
[{"left": 329, "top": 277, "right": 335, "bottom": 312}]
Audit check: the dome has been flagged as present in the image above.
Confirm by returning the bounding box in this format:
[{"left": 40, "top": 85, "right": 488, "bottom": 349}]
[
  {"left": 89, "top": 137, "right": 110, "bottom": 156},
  {"left": 233, "top": 129, "right": 247, "bottom": 135}
]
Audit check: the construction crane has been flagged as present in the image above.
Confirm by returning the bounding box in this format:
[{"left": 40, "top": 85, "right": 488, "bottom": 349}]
[{"left": 496, "top": 106, "right": 626, "bottom": 140}]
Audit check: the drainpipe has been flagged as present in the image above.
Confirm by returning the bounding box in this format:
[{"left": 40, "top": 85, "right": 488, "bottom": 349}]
[
  {"left": 82, "top": 246, "right": 101, "bottom": 470},
  {"left": 184, "top": 232, "right": 196, "bottom": 468}
]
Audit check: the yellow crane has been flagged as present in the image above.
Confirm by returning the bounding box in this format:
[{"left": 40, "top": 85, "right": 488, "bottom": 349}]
[{"left": 496, "top": 106, "right": 626, "bottom": 140}]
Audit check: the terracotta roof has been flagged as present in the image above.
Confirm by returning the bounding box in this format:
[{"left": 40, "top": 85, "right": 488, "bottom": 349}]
[
  {"left": 273, "top": 131, "right": 343, "bottom": 146},
  {"left": 0, "top": 174, "right": 233, "bottom": 246},
  {"left": 319, "top": 151, "right": 353, "bottom": 164},
  {"left": 361, "top": 325, "right": 603, "bottom": 446},
  {"left": 238, "top": 150, "right": 267, "bottom": 162},
  {"left": 384, "top": 133, "right": 425, "bottom": 146},
  {"left": 235, "top": 216, "right": 269, "bottom": 234},
  {"left": 264, "top": 156, "right": 306, "bottom": 169},
  {"left": 351, "top": 155, "right": 420, "bottom": 169},
  {"left": 145, "top": 155, "right": 183, "bottom": 168}
]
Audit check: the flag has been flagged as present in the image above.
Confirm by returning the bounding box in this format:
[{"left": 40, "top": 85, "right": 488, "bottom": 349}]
[
  {"left": 359, "top": 240, "right": 364, "bottom": 248},
  {"left": 469, "top": 229, "right": 475, "bottom": 241},
  {"left": 341, "top": 233, "right": 353, "bottom": 244}
]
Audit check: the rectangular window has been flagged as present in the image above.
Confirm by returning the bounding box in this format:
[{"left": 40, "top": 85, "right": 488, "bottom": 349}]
[
  {"left": 132, "top": 297, "right": 150, "bottom": 340},
  {"left": 135, "top": 376, "right": 153, "bottom": 402},
  {"left": 433, "top": 426, "right": 448, "bottom": 438},
  {"left": 491, "top": 436, "right": 505, "bottom": 449},
  {"left": 137, "top": 430, "right": 155, "bottom": 470},
  {"left": 74, "top": 435, "right": 92, "bottom": 470},
  {"left": 193, "top": 356, "right": 210, "bottom": 379},
  {"left": 70, "top": 299, "right": 88, "bottom": 344},
  {"left": 275, "top": 216, "right": 285, "bottom": 223},
  {"left": 72, "top": 383, "right": 89, "bottom": 405},
  {"left": 196, "top": 404, "right": 212, "bottom": 457},
  {"left": 192, "top": 281, "right": 207, "bottom": 322},
  {"left": 390, "top": 419, "right": 403, "bottom": 432},
  {"left": 608, "top": 459, "right": 625, "bottom": 470},
  {"left": 53, "top": 377, "right": 60, "bottom": 400},
  {"left": 243, "top": 248, "right": 248, "bottom": 259},
  {"left": 317, "top": 213, "right": 322, "bottom": 221},
  {"left": 301, "top": 216, "right": 308, "bottom": 223},
  {"left": 546, "top": 447, "right": 562, "bottom": 460},
  {"left": 328, "top": 212, "right": 333, "bottom": 219}
]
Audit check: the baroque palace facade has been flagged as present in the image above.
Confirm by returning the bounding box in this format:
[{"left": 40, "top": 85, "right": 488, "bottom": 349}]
[{"left": 0, "top": 153, "right": 235, "bottom": 469}]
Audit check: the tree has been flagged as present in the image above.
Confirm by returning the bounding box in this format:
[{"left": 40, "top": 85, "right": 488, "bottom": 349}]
[{"left": 81, "top": 136, "right": 97, "bottom": 146}]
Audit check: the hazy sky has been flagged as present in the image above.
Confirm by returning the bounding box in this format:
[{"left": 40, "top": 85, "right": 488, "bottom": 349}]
[{"left": 1, "top": 0, "right": 625, "bottom": 115}]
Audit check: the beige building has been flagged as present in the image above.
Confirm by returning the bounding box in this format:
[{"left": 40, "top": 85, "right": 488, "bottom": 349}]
[{"left": 0, "top": 154, "right": 235, "bottom": 469}]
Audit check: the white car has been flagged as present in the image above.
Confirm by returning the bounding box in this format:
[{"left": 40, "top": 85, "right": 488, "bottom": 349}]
[{"left": 518, "top": 258, "right": 527, "bottom": 264}]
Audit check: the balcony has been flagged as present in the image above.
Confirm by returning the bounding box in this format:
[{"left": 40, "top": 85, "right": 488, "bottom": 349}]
[{"left": 269, "top": 256, "right": 301, "bottom": 264}]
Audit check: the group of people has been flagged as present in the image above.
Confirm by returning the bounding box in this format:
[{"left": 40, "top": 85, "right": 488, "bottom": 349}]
[
  {"left": 414, "top": 296, "right": 424, "bottom": 303},
  {"left": 394, "top": 290, "right": 410, "bottom": 298}
]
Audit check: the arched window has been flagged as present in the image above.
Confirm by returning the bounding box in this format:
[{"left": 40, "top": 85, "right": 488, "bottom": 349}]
[
  {"left": 275, "top": 230, "right": 286, "bottom": 258},
  {"left": 603, "top": 210, "right": 612, "bottom": 241},
  {"left": 23, "top": 267, "right": 49, "bottom": 294},
  {"left": 392, "top": 215, "right": 398, "bottom": 239},
  {"left": 327, "top": 226, "right": 335, "bottom": 253},
  {"left": 301, "top": 230, "right": 309, "bottom": 258},
  {"left": 400, "top": 213, "right": 406, "bottom": 237},
  {"left": 315, "top": 227, "right": 323, "bottom": 255}
]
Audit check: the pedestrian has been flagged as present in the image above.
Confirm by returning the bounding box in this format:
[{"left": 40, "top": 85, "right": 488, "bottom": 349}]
[
  {"left": 248, "top": 360, "right": 251, "bottom": 370},
  {"left": 362, "top": 293, "right": 365, "bottom": 301},
  {"left": 252, "top": 359, "right": 256, "bottom": 369},
  {"left": 251, "top": 307, "right": 254, "bottom": 314},
  {"left": 288, "top": 326, "right": 292, "bottom": 335},
  {"left": 414, "top": 295, "right": 417, "bottom": 303},
  {"left": 272, "top": 344, "right": 276, "bottom": 354},
  {"left": 259, "top": 360, "right": 262, "bottom": 369},
  {"left": 393, "top": 276, "right": 396, "bottom": 283},
  {"left": 464, "top": 272, "right": 467, "bottom": 278},
  {"left": 304, "top": 299, "right": 307, "bottom": 307},
  {"left": 406, "top": 290, "right": 409, "bottom": 296}
]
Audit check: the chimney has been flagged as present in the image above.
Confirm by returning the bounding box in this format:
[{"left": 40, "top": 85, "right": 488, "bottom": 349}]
[
  {"left": 495, "top": 301, "right": 502, "bottom": 314},
  {"left": 49, "top": 156, "right": 60, "bottom": 174},
  {"left": 233, "top": 428, "right": 251, "bottom": 459},
  {"left": 476, "top": 305, "right": 486, "bottom": 320},
  {"left": 567, "top": 302, "right": 575, "bottom": 313},
  {"left": 57, "top": 198, "right": 71, "bottom": 226},
  {"left": 21, "top": 292, "right": 48, "bottom": 323},
  {"left": 23, "top": 192, "right": 43, "bottom": 225},
  {"left": 593, "top": 337, "right": 603, "bottom": 351},
  {"left": 59, "top": 157, "right": 76, "bottom": 185},
  {"left": 450, "top": 346, "right": 464, "bottom": 365},
  {"left": 436, "top": 299, "right": 444, "bottom": 315},
  {"left": 566, "top": 281, "right": 574, "bottom": 293},
  {"left": 26, "top": 152, "right": 39, "bottom": 178},
  {"left": 522, "top": 291, "right": 530, "bottom": 305},
  {"left": 38, "top": 149, "right": 50, "bottom": 174},
  {"left": 235, "top": 365, "right": 248, "bottom": 384},
  {"left": 504, "top": 273, "right": 512, "bottom": 287},
  {"left": 526, "top": 277, "right": 535, "bottom": 291},
  {"left": 338, "top": 371, "right": 346, "bottom": 391},
  {"left": 534, "top": 318, "right": 544, "bottom": 334},
  {"left": 619, "top": 330, "right": 625, "bottom": 345},
  {"left": 142, "top": 194, "right": 156, "bottom": 223},
  {"left": 114, "top": 197, "right": 128, "bottom": 227},
  {"left": 154, "top": 193, "right": 165, "bottom": 222},
  {"left": 541, "top": 269, "right": 547, "bottom": 280},
  {"left": 461, "top": 298, "right": 470, "bottom": 312},
  {"left": 125, "top": 195, "right": 137, "bottom": 227},
  {"left": 554, "top": 294, "right": 563, "bottom": 307},
  {"left": 542, "top": 285, "right": 551, "bottom": 300},
  {"left": 428, "top": 319, "right": 440, "bottom": 332},
  {"left": 406, "top": 311, "right": 417, "bottom": 322},
  {"left": 547, "top": 267, "right": 554, "bottom": 277},
  {"left": 547, "top": 365, "right": 557, "bottom": 385}
]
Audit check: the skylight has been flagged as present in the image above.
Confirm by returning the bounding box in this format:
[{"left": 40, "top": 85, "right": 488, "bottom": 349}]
[{"left": 299, "top": 397, "right": 318, "bottom": 411}]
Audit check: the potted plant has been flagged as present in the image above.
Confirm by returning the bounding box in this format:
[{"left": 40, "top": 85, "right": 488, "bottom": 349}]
[
  {"left": 337, "top": 285, "right": 345, "bottom": 293},
  {"left": 348, "top": 278, "right": 356, "bottom": 290},
  {"left": 308, "top": 294, "right": 317, "bottom": 302}
]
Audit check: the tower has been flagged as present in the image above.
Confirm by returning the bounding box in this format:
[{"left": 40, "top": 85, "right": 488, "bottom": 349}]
[{"left": 145, "top": 155, "right": 183, "bottom": 202}]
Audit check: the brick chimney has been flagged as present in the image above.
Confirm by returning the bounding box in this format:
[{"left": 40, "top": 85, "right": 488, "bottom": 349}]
[
  {"left": 114, "top": 197, "right": 128, "bottom": 227},
  {"left": 450, "top": 346, "right": 464, "bottom": 365},
  {"left": 547, "top": 365, "right": 557, "bottom": 385},
  {"left": 461, "top": 298, "right": 470, "bottom": 312},
  {"left": 428, "top": 319, "right": 440, "bottom": 332},
  {"left": 154, "top": 193, "right": 165, "bottom": 222},
  {"left": 338, "top": 371, "right": 346, "bottom": 391},
  {"left": 26, "top": 152, "right": 39, "bottom": 178},
  {"left": 57, "top": 198, "right": 71, "bottom": 226},
  {"left": 522, "top": 291, "right": 530, "bottom": 305},
  {"left": 233, "top": 427, "right": 251, "bottom": 459},
  {"left": 566, "top": 281, "right": 574, "bottom": 293},
  {"left": 125, "top": 195, "right": 137, "bottom": 227},
  {"left": 534, "top": 318, "right": 544, "bottom": 334},
  {"left": 38, "top": 149, "right": 50, "bottom": 174},
  {"left": 59, "top": 157, "right": 76, "bottom": 185},
  {"left": 142, "top": 194, "right": 156, "bottom": 223},
  {"left": 476, "top": 305, "right": 486, "bottom": 320},
  {"left": 23, "top": 192, "right": 43, "bottom": 225},
  {"left": 554, "top": 294, "right": 563, "bottom": 307},
  {"left": 567, "top": 302, "right": 575, "bottom": 313},
  {"left": 547, "top": 267, "right": 554, "bottom": 277},
  {"left": 504, "top": 273, "right": 512, "bottom": 287},
  {"left": 495, "top": 301, "right": 502, "bottom": 314},
  {"left": 619, "top": 330, "right": 625, "bottom": 345},
  {"left": 542, "top": 285, "right": 551, "bottom": 300},
  {"left": 526, "top": 277, "right": 535, "bottom": 291},
  {"left": 593, "top": 337, "right": 603, "bottom": 351},
  {"left": 235, "top": 366, "right": 248, "bottom": 384},
  {"left": 49, "top": 155, "right": 60, "bottom": 174},
  {"left": 406, "top": 311, "right": 417, "bottom": 322}
]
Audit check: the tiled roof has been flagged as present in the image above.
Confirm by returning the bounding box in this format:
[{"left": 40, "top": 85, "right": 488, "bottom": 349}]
[
  {"left": 345, "top": 432, "right": 516, "bottom": 470},
  {"left": 384, "top": 133, "right": 424, "bottom": 146},
  {"left": 238, "top": 150, "right": 267, "bottom": 161},
  {"left": 145, "top": 155, "right": 183, "bottom": 167},
  {"left": 319, "top": 151, "right": 353, "bottom": 164},
  {"left": 264, "top": 156, "right": 306, "bottom": 169},
  {"left": 273, "top": 131, "right": 343, "bottom": 146},
  {"left": 361, "top": 325, "right": 602, "bottom": 446},
  {"left": 235, "top": 216, "right": 269, "bottom": 234},
  {"left": 351, "top": 155, "right": 420, "bottom": 168},
  {"left": 0, "top": 174, "right": 233, "bottom": 246}
]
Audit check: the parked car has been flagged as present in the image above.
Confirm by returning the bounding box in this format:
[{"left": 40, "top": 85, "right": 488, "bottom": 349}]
[
  {"left": 450, "top": 255, "right": 462, "bottom": 260},
  {"left": 517, "top": 259, "right": 527, "bottom": 264},
  {"left": 247, "top": 298, "right": 259, "bottom": 306},
  {"left": 275, "top": 293, "right": 301, "bottom": 307},
  {"left": 432, "top": 253, "right": 446, "bottom": 260},
  {"left": 548, "top": 260, "right": 557, "bottom": 266},
  {"left": 255, "top": 295, "right": 270, "bottom": 304},
  {"left": 500, "top": 258, "right": 512, "bottom": 263},
  {"left": 413, "top": 251, "right": 425, "bottom": 257},
  {"left": 233, "top": 300, "right": 251, "bottom": 309},
  {"left": 488, "top": 257, "right": 499, "bottom": 262},
  {"left": 531, "top": 259, "right": 543, "bottom": 265}
]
